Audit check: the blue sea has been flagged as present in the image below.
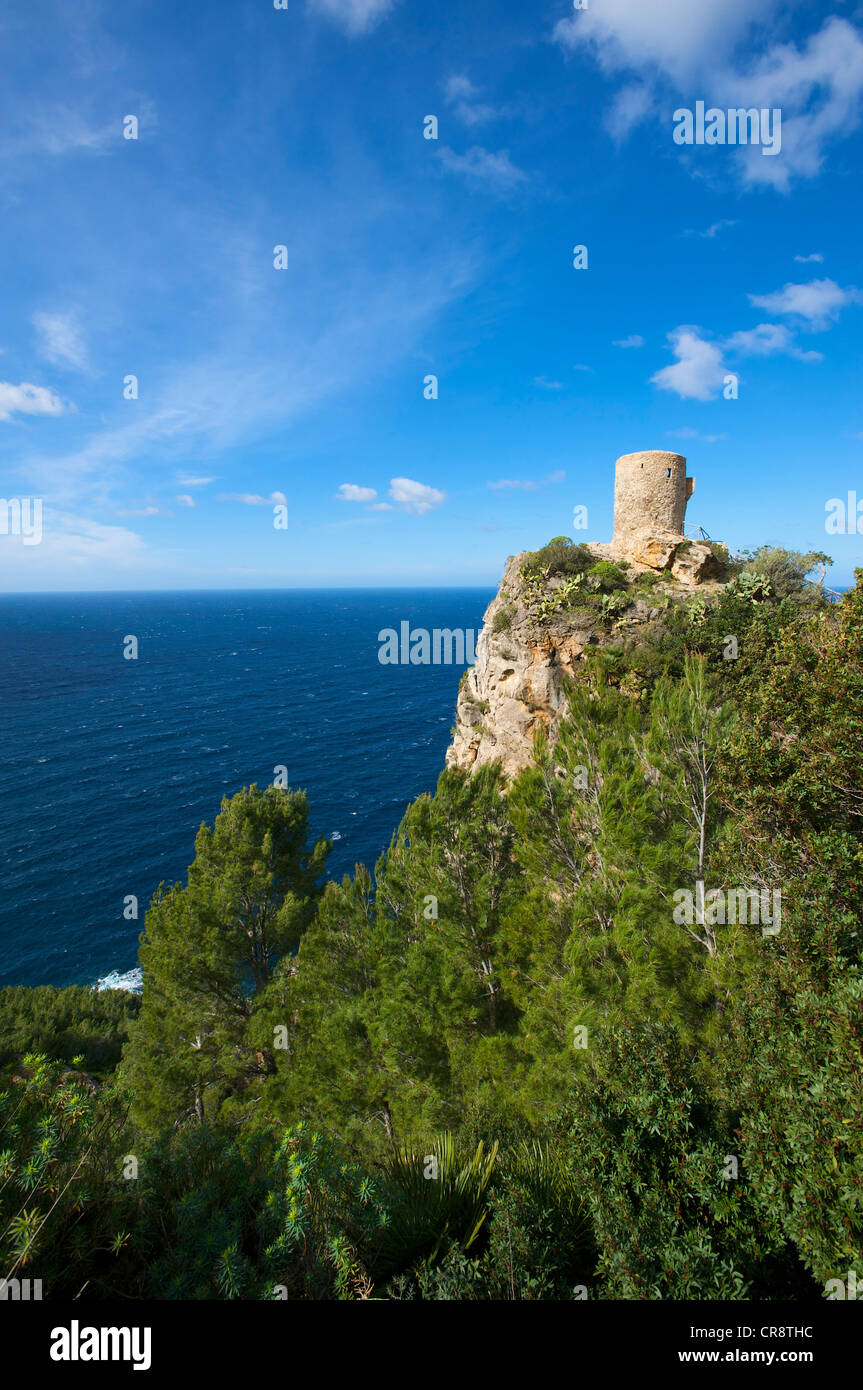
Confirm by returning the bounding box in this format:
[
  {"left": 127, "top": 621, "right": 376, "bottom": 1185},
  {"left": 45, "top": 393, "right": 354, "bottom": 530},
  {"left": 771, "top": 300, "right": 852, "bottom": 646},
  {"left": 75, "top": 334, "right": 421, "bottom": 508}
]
[{"left": 0, "top": 589, "right": 493, "bottom": 990}]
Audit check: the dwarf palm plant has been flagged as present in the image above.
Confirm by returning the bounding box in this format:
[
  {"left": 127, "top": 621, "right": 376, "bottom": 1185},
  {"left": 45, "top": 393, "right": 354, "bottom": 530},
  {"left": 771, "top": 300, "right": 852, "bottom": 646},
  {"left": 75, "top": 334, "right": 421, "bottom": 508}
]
[{"left": 372, "top": 1133, "right": 498, "bottom": 1279}]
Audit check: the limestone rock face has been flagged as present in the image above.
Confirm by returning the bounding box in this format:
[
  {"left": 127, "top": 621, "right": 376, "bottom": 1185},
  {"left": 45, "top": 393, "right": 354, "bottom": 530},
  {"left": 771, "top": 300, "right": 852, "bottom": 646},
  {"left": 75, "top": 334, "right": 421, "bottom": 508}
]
[
  {"left": 447, "top": 448, "right": 721, "bottom": 778},
  {"left": 446, "top": 553, "right": 597, "bottom": 779},
  {"left": 625, "top": 535, "right": 720, "bottom": 585},
  {"left": 446, "top": 538, "right": 728, "bottom": 780},
  {"left": 671, "top": 542, "right": 721, "bottom": 586},
  {"left": 632, "top": 534, "right": 680, "bottom": 571}
]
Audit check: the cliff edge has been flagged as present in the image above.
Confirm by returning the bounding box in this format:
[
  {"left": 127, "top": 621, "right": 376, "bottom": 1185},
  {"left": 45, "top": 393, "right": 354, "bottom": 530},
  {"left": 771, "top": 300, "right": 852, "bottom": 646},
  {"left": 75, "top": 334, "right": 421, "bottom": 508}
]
[{"left": 446, "top": 537, "right": 727, "bottom": 779}]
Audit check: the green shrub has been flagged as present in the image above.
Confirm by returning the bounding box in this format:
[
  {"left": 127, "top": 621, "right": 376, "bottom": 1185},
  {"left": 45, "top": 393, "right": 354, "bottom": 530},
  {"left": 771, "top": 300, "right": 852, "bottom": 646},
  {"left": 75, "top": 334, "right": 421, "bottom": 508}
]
[
  {"left": 587, "top": 561, "right": 629, "bottom": 593},
  {"left": 733, "top": 546, "right": 831, "bottom": 601},
  {"left": 522, "top": 539, "right": 594, "bottom": 582},
  {"left": 565, "top": 1025, "right": 816, "bottom": 1299}
]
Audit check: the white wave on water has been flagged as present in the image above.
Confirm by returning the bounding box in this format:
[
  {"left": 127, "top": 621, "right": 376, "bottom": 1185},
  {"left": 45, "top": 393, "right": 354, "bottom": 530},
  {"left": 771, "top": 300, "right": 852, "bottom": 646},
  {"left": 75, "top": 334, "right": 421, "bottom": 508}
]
[{"left": 94, "top": 967, "right": 143, "bottom": 994}]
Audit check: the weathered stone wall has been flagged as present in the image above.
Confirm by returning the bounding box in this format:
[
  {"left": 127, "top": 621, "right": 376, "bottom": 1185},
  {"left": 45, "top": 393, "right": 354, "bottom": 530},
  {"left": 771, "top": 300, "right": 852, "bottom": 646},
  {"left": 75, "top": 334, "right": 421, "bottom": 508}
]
[{"left": 612, "top": 450, "right": 694, "bottom": 549}]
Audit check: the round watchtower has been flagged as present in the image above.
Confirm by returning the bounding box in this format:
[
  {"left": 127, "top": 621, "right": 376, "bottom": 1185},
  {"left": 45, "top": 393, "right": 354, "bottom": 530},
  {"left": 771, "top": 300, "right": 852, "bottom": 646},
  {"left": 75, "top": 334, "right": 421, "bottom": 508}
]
[{"left": 612, "top": 450, "right": 694, "bottom": 550}]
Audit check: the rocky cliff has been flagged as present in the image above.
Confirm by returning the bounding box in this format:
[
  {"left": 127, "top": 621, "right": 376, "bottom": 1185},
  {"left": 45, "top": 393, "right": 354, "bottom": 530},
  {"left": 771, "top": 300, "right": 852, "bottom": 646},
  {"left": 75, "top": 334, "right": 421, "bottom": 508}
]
[{"left": 447, "top": 538, "right": 725, "bottom": 779}]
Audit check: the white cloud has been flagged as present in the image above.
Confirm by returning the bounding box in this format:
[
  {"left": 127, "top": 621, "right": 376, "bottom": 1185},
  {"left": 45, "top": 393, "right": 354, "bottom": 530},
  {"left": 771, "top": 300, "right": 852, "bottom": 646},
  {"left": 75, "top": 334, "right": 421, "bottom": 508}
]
[
  {"left": 651, "top": 313, "right": 830, "bottom": 400},
  {"left": 555, "top": 8, "right": 863, "bottom": 189},
  {"left": 336, "top": 483, "right": 377, "bottom": 501},
  {"left": 488, "top": 470, "right": 565, "bottom": 491},
  {"left": 668, "top": 428, "right": 727, "bottom": 443},
  {"left": 3, "top": 97, "right": 159, "bottom": 164},
  {"left": 605, "top": 82, "right": 656, "bottom": 141},
  {"left": 388, "top": 477, "right": 446, "bottom": 513},
  {"left": 535, "top": 376, "right": 565, "bottom": 390},
  {"left": 0, "top": 381, "right": 69, "bottom": 422},
  {"left": 553, "top": 0, "right": 766, "bottom": 81},
  {"left": 0, "top": 509, "right": 146, "bottom": 575},
  {"left": 444, "top": 75, "right": 500, "bottom": 127},
  {"left": 116, "top": 504, "right": 160, "bottom": 517},
  {"left": 650, "top": 328, "right": 727, "bottom": 401},
  {"left": 19, "top": 241, "right": 480, "bottom": 511},
  {"left": 13, "top": 108, "right": 115, "bottom": 157},
  {"left": 369, "top": 501, "right": 394, "bottom": 511},
  {"left": 727, "top": 19, "right": 863, "bottom": 189},
  {"left": 309, "top": 0, "right": 397, "bottom": 36},
  {"left": 684, "top": 220, "right": 738, "bottom": 239},
  {"left": 748, "top": 278, "right": 863, "bottom": 329},
  {"left": 794, "top": 252, "right": 824, "bottom": 264},
  {"left": 613, "top": 334, "right": 644, "bottom": 348},
  {"left": 445, "top": 76, "right": 477, "bottom": 103},
  {"left": 489, "top": 478, "right": 538, "bottom": 492},
  {"left": 177, "top": 494, "right": 196, "bottom": 507},
  {"left": 724, "top": 323, "right": 822, "bottom": 361},
  {"left": 438, "top": 146, "right": 527, "bottom": 191},
  {"left": 219, "top": 490, "right": 287, "bottom": 506},
  {"left": 33, "top": 311, "right": 89, "bottom": 370}
]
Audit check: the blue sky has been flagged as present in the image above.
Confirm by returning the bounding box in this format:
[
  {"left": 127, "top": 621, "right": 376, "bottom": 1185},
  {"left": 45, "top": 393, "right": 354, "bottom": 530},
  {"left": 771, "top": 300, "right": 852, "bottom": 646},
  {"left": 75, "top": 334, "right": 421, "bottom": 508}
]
[{"left": 1, "top": 0, "right": 862, "bottom": 590}]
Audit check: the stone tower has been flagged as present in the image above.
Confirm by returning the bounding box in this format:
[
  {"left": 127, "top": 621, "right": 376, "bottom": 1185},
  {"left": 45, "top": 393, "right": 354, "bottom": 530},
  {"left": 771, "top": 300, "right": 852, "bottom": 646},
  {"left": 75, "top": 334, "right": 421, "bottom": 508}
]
[{"left": 612, "top": 450, "right": 694, "bottom": 552}]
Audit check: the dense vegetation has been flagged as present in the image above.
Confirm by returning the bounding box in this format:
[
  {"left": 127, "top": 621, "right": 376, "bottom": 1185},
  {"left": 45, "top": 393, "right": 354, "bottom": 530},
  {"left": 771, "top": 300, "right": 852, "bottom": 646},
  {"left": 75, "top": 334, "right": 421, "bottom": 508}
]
[{"left": 1, "top": 550, "right": 860, "bottom": 1300}]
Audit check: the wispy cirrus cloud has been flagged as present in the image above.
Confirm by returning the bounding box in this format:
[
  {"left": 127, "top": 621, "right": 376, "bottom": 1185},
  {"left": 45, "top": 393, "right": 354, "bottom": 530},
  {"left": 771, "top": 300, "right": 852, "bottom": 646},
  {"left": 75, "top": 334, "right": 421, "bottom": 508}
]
[
  {"left": 668, "top": 427, "right": 727, "bottom": 443},
  {"left": 308, "top": 0, "right": 398, "bottom": 36},
  {"left": 2, "top": 95, "right": 158, "bottom": 164},
  {"left": 488, "top": 469, "right": 565, "bottom": 492},
  {"left": 15, "top": 241, "right": 479, "bottom": 509},
  {"left": 444, "top": 75, "right": 501, "bottom": 127},
  {"left": 5, "top": 106, "right": 116, "bottom": 158},
  {"left": 219, "top": 491, "right": 287, "bottom": 506},
  {"left": 33, "top": 311, "right": 89, "bottom": 371},
  {"left": 0, "top": 509, "right": 146, "bottom": 579},
  {"left": 438, "top": 145, "right": 527, "bottom": 191},
  {"left": 684, "top": 220, "right": 738, "bottom": 239}
]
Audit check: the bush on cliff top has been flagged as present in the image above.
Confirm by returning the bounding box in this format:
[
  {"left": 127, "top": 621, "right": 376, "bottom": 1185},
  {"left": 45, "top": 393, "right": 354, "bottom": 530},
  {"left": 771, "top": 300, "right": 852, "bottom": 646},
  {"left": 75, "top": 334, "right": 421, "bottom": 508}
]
[{"left": 522, "top": 538, "right": 594, "bottom": 581}]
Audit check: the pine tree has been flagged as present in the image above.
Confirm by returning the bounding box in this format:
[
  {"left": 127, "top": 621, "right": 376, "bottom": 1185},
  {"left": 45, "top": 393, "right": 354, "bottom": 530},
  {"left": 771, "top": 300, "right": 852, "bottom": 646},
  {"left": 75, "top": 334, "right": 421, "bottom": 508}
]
[{"left": 121, "top": 784, "right": 329, "bottom": 1132}]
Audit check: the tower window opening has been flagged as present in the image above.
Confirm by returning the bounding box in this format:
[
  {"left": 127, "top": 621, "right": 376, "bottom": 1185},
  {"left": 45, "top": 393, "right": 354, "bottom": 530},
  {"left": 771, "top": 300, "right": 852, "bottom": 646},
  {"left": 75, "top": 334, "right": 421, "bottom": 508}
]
[{"left": 665, "top": 468, "right": 671, "bottom": 477}]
